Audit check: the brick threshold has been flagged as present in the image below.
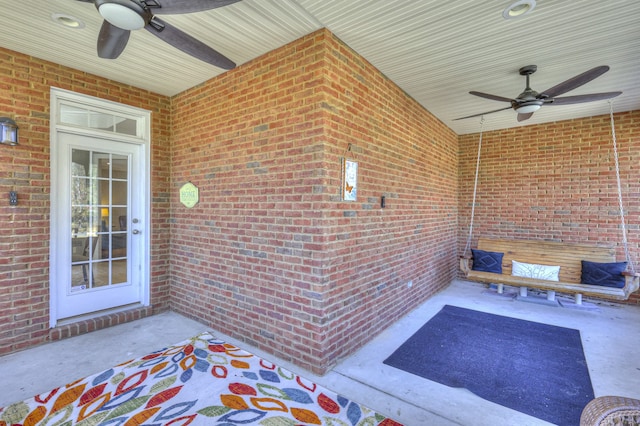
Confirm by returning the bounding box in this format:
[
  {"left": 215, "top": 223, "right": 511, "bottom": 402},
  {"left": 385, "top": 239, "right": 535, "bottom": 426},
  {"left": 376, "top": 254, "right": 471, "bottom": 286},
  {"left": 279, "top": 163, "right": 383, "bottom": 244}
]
[{"left": 49, "top": 305, "right": 154, "bottom": 342}]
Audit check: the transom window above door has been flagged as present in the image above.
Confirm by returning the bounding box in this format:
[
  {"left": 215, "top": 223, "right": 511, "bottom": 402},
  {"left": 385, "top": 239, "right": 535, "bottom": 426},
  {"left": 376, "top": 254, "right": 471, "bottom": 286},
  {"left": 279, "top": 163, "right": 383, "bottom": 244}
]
[{"left": 59, "top": 103, "right": 143, "bottom": 138}]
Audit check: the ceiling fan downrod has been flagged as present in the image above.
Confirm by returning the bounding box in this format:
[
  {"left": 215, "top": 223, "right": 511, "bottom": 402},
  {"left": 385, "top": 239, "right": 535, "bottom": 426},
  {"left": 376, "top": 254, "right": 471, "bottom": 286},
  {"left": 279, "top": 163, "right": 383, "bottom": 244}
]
[{"left": 513, "top": 65, "right": 545, "bottom": 112}]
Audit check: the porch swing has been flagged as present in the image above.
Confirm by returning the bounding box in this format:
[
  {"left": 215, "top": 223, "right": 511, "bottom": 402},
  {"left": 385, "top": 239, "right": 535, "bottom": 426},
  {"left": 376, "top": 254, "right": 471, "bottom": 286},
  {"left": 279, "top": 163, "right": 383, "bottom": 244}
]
[{"left": 459, "top": 103, "right": 640, "bottom": 303}]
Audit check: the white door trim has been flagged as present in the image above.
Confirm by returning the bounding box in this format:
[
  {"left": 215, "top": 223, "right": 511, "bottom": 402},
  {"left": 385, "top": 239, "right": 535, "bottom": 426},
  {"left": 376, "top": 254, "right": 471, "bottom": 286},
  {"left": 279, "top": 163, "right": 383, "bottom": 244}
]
[{"left": 49, "top": 87, "right": 151, "bottom": 328}]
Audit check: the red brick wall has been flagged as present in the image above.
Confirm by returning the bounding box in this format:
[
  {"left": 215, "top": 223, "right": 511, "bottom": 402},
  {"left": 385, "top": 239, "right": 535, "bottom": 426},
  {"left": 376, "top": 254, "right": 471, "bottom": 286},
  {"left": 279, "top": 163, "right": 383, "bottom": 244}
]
[
  {"left": 0, "top": 47, "right": 172, "bottom": 355},
  {"left": 319, "top": 34, "right": 459, "bottom": 369},
  {"left": 4, "top": 31, "right": 638, "bottom": 373},
  {"left": 459, "top": 111, "right": 640, "bottom": 304},
  {"left": 170, "top": 29, "right": 459, "bottom": 374}
]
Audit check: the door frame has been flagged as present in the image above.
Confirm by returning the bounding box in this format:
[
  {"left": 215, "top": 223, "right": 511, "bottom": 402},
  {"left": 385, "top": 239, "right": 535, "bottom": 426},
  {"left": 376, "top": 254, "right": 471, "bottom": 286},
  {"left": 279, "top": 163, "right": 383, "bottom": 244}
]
[{"left": 49, "top": 87, "right": 151, "bottom": 327}]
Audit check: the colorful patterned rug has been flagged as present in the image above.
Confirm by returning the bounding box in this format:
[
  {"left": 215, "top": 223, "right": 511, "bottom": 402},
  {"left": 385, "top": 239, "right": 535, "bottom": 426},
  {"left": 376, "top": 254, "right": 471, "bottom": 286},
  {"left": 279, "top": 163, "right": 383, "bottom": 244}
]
[{"left": 0, "top": 332, "right": 401, "bottom": 426}]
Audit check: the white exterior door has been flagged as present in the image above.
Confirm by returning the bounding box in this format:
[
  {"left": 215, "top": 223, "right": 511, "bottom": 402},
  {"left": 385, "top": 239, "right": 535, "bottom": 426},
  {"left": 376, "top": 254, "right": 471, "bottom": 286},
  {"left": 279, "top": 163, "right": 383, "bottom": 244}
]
[{"left": 50, "top": 88, "right": 150, "bottom": 325}]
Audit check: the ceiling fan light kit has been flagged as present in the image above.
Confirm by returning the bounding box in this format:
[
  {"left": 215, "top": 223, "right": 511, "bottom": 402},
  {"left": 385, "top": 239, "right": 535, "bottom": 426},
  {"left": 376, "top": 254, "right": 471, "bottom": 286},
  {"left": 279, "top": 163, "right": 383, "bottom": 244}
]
[
  {"left": 97, "top": 1, "right": 149, "bottom": 30},
  {"left": 514, "top": 102, "right": 542, "bottom": 113}
]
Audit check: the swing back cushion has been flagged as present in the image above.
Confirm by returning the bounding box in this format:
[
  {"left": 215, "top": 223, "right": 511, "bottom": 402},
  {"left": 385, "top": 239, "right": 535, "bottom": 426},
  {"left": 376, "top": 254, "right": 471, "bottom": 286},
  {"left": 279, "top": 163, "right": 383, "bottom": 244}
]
[
  {"left": 581, "top": 260, "right": 627, "bottom": 288},
  {"left": 471, "top": 249, "right": 503, "bottom": 273},
  {"left": 512, "top": 260, "right": 560, "bottom": 281}
]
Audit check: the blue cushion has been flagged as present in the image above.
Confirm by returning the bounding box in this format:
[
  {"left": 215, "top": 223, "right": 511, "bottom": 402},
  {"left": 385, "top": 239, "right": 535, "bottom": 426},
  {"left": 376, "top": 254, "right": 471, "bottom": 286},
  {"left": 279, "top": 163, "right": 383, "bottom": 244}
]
[
  {"left": 581, "top": 260, "right": 627, "bottom": 288},
  {"left": 471, "top": 249, "right": 503, "bottom": 273}
]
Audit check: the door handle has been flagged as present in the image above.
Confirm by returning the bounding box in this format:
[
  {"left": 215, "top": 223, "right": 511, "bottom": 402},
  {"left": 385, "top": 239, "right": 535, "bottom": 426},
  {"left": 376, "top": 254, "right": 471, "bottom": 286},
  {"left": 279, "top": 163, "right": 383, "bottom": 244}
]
[{"left": 132, "top": 229, "right": 141, "bottom": 235}]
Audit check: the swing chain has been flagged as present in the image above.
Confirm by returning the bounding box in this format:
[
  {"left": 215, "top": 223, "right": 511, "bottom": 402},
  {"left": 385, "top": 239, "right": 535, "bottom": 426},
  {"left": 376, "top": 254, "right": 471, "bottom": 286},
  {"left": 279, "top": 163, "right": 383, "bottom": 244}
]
[
  {"left": 609, "top": 101, "right": 636, "bottom": 273},
  {"left": 464, "top": 116, "right": 484, "bottom": 257}
]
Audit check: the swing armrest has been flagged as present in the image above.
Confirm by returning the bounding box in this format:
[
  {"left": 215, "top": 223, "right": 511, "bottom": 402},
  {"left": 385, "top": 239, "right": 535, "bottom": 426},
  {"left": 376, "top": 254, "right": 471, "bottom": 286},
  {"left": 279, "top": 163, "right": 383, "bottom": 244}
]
[
  {"left": 460, "top": 255, "right": 473, "bottom": 275},
  {"left": 621, "top": 271, "right": 640, "bottom": 296}
]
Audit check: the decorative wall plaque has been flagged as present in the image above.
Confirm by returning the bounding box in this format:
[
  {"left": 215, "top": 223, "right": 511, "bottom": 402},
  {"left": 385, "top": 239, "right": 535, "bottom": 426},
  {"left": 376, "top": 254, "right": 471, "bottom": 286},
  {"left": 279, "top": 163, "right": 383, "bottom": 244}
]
[
  {"left": 342, "top": 158, "right": 358, "bottom": 201},
  {"left": 179, "top": 182, "right": 199, "bottom": 208}
]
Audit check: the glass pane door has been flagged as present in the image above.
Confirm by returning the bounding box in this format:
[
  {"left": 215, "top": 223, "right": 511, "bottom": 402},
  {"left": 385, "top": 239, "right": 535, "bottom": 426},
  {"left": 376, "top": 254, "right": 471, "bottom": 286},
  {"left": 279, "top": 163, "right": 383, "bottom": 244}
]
[{"left": 70, "top": 149, "right": 129, "bottom": 293}]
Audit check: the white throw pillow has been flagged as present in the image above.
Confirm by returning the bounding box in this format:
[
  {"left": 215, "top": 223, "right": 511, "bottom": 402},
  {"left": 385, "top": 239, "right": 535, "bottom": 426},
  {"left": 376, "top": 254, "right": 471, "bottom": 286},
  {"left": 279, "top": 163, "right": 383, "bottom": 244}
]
[{"left": 511, "top": 260, "right": 560, "bottom": 281}]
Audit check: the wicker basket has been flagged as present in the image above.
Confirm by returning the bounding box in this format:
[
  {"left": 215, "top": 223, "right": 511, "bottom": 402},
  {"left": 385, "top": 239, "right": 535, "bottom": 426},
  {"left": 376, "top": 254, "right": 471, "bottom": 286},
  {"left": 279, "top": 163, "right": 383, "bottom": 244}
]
[{"left": 581, "top": 396, "right": 640, "bottom": 426}]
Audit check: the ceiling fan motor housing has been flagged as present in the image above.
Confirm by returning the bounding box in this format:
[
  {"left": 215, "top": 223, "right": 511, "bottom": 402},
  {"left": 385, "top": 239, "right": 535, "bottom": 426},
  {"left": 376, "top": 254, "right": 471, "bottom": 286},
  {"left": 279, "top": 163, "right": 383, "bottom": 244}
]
[
  {"left": 96, "top": 0, "right": 153, "bottom": 30},
  {"left": 513, "top": 87, "right": 544, "bottom": 111}
]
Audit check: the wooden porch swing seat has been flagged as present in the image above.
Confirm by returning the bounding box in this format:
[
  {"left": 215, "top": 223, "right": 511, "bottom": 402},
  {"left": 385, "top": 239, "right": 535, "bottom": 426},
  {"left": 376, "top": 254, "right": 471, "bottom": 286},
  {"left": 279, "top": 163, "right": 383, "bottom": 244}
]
[{"left": 460, "top": 238, "right": 640, "bottom": 303}]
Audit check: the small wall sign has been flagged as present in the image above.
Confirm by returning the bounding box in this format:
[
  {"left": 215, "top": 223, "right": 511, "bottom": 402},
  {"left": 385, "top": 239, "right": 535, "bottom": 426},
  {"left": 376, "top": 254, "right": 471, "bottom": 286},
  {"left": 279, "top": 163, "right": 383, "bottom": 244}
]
[
  {"left": 342, "top": 158, "right": 358, "bottom": 201},
  {"left": 179, "top": 182, "right": 199, "bottom": 208}
]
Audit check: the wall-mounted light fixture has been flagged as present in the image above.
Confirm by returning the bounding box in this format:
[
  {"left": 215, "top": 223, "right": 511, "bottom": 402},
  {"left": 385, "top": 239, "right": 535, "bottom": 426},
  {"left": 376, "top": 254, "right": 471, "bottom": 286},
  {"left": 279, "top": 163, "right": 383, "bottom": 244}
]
[{"left": 0, "top": 117, "right": 19, "bottom": 146}]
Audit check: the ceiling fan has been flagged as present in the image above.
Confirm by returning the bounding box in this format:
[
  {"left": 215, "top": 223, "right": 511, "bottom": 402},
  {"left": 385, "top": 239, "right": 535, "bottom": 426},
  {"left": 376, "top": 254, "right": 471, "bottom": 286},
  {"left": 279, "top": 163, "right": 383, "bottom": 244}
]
[
  {"left": 76, "top": 0, "right": 240, "bottom": 69},
  {"left": 455, "top": 65, "right": 622, "bottom": 122}
]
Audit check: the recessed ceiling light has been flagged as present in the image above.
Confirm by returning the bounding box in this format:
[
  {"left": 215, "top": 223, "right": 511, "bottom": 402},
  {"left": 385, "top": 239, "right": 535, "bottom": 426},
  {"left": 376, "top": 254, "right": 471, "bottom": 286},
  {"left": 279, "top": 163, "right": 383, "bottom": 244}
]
[
  {"left": 502, "top": 0, "right": 536, "bottom": 19},
  {"left": 51, "top": 13, "right": 86, "bottom": 29}
]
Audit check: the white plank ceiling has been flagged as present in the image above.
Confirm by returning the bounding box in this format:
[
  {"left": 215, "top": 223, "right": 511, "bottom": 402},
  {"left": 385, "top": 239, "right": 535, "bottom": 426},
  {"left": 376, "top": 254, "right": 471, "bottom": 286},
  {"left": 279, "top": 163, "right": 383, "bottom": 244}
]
[{"left": 0, "top": 0, "right": 638, "bottom": 134}]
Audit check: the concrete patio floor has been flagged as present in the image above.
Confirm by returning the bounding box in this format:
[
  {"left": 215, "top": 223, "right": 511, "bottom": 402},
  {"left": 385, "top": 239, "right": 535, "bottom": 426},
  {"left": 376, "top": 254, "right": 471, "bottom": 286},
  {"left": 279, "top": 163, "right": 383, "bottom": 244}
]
[{"left": 1, "top": 279, "right": 639, "bottom": 425}]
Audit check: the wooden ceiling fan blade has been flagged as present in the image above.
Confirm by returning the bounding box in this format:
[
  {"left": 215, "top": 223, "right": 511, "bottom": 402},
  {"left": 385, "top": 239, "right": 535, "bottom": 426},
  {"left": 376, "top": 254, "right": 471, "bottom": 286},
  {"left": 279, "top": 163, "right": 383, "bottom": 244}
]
[
  {"left": 454, "top": 106, "right": 512, "bottom": 121},
  {"left": 469, "top": 91, "right": 513, "bottom": 103},
  {"left": 97, "top": 20, "right": 131, "bottom": 59},
  {"left": 540, "top": 66, "right": 610, "bottom": 98},
  {"left": 146, "top": 18, "right": 235, "bottom": 69},
  {"left": 517, "top": 112, "right": 534, "bottom": 122},
  {"left": 152, "top": 0, "right": 241, "bottom": 14},
  {"left": 550, "top": 91, "right": 622, "bottom": 105}
]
